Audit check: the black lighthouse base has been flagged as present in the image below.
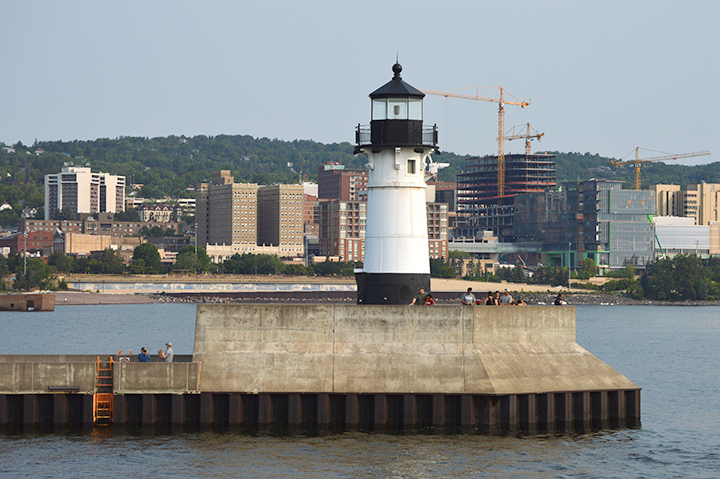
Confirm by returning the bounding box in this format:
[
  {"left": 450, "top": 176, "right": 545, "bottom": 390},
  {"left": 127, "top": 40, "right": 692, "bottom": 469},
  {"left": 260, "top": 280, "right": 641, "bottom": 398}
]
[{"left": 355, "top": 273, "right": 431, "bottom": 305}]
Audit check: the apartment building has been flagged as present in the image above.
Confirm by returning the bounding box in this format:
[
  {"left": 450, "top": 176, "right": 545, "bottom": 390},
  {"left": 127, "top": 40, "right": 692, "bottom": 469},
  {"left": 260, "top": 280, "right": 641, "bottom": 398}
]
[
  {"left": 257, "top": 184, "right": 305, "bottom": 257},
  {"left": 44, "top": 166, "right": 125, "bottom": 220},
  {"left": 317, "top": 162, "right": 368, "bottom": 201},
  {"left": 196, "top": 171, "right": 258, "bottom": 253}
]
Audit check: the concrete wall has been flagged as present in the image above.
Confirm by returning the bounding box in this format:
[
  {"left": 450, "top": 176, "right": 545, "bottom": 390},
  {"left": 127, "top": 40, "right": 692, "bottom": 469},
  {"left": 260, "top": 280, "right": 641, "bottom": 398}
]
[
  {"left": 0, "top": 362, "right": 95, "bottom": 393},
  {"left": 113, "top": 362, "right": 199, "bottom": 394},
  {"left": 193, "top": 304, "right": 639, "bottom": 395},
  {"left": 0, "top": 293, "right": 55, "bottom": 311}
]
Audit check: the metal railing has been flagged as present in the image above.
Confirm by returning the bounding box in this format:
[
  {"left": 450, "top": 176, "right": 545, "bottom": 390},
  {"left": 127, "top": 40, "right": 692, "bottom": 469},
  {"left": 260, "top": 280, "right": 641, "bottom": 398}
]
[{"left": 355, "top": 124, "right": 438, "bottom": 148}]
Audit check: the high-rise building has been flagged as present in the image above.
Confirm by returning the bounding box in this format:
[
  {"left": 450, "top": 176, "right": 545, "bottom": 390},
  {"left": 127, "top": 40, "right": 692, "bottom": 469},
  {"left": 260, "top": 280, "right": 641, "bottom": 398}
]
[
  {"left": 196, "top": 171, "right": 258, "bottom": 254},
  {"left": 44, "top": 166, "right": 125, "bottom": 220},
  {"left": 317, "top": 162, "right": 368, "bottom": 201},
  {"left": 257, "top": 184, "right": 305, "bottom": 257}
]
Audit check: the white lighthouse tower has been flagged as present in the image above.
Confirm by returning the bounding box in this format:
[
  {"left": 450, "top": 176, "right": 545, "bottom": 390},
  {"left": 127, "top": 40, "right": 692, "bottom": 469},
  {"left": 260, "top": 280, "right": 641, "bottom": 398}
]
[{"left": 354, "top": 63, "right": 445, "bottom": 304}]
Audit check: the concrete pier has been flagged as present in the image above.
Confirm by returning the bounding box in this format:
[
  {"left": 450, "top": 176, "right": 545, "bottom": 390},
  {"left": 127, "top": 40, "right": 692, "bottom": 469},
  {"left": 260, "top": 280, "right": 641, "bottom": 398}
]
[{"left": 0, "top": 304, "right": 641, "bottom": 434}]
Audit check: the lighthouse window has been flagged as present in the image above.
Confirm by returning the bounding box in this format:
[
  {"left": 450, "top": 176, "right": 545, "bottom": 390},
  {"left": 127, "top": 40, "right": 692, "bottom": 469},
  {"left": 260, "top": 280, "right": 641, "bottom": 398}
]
[
  {"left": 407, "top": 159, "right": 416, "bottom": 175},
  {"left": 372, "top": 99, "right": 386, "bottom": 120},
  {"left": 408, "top": 99, "right": 422, "bottom": 120}
]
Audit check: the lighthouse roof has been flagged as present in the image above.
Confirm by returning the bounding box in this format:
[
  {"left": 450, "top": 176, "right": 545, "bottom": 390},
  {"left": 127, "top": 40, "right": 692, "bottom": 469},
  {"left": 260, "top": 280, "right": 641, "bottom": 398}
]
[{"left": 369, "top": 63, "right": 424, "bottom": 99}]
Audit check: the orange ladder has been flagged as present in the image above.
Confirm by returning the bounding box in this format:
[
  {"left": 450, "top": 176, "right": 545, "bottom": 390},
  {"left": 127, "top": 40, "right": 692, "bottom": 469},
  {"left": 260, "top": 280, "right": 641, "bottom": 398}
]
[{"left": 94, "top": 356, "right": 114, "bottom": 426}]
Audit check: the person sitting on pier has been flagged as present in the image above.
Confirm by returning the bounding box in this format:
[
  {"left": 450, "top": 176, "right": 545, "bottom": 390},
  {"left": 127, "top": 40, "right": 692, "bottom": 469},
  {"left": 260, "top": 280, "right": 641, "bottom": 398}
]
[
  {"left": 460, "top": 287, "right": 476, "bottom": 306},
  {"left": 424, "top": 293, "right": 436, "bottom": 306},
  {"left": 138, "top": 347, "right": 150, "bottom": 362},
  {"left": 554, "top": 293, "right": 567, "bottom": 306},
  {"left": 163, "top": 342, "right": 174, "bottom": 362}
]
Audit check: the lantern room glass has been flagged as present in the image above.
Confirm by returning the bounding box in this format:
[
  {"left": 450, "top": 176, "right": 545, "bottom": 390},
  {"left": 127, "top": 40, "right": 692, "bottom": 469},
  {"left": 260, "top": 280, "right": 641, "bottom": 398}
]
[{"left": 372, "top": 98, "right": 423, "bottom": 121}]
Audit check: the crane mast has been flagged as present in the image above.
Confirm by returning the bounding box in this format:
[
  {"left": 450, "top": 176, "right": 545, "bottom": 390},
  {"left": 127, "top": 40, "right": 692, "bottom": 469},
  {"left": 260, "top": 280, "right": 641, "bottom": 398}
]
[{"left": 420, "top": 87, "right": 529, "bottom": 197}]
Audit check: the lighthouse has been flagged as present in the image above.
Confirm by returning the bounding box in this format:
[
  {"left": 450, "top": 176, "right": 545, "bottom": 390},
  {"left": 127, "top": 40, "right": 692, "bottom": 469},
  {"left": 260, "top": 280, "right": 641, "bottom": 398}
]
[{"left": 354, "top": 63, "right": 445, "bottom": 304}]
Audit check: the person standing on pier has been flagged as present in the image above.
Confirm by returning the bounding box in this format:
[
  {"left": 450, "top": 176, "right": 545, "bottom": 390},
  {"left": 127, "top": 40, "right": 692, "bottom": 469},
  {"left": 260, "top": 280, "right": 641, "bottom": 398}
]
[
  {"left": 500, "top": 289, "right": 514, "bottom": 306},
  {"left": 163, "top": 342, "right": 174, "bottom": 362},
  {"left": 483, "top": 291, "right": 496, "bottom": 305},
  {"left": 410, "top": 287, "right": 428, "bottom": 306},
  {"left": 461, "top": 287, "right": 476, "bottom": 306}
]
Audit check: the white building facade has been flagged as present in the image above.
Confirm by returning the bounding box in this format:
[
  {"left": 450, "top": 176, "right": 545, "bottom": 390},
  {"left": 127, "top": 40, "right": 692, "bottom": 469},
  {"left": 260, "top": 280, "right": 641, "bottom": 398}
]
[{"left": 44, "top": 166, "right": 125, "bottom": 220}]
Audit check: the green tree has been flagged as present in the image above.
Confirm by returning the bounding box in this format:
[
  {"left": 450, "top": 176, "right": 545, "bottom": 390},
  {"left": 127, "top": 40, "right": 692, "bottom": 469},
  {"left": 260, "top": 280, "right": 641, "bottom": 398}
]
[
  {"left": 132, "top": 243, "right": 162, "bottom": 273},
  {"left": 576, "top": 257, "right": 597, "bottom": 280},
  {"left": 114, "top": 208, "right": 140, "bottom": 221},
  {"left": 13, "top": 258, "right": 58, "bottom": 291},
  {"left": 430, "top": 258, "right": 456, "bottom": 278},
  {"left": 140, "top": 225, "right": 176, "bottom": 237},
  {"left": 0, "top": 208, "right": 19, "bottom": 227},
  {"left": 282, "top": 263, "right": 312, "bottom": 276},
  {"left": 87, "top": 249, "right": 126, "bottom": 274},
  {"left": 173, "top": 245, "right": 211, "bottom": 273},
  {"left": 641, "top": 255, "right": 708, "bottom": 301},
  {"left": 0, "top": 255, "right": 9, "bottom": 290},
  {"left": 47, "top": 252, "right": 74, "bottom": 273}
]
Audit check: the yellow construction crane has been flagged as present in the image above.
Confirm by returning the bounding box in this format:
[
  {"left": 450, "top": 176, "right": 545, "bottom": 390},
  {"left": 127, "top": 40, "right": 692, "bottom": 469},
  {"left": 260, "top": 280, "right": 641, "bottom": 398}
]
[
  {"left": 504, "top": 123, "right": 544, "bottom": 155},
  {"left": 419, "top": 87, "right": 529, "bottom": 197},
  {"left": 610, "top": 147, "right": 711, "bottom": 190}
]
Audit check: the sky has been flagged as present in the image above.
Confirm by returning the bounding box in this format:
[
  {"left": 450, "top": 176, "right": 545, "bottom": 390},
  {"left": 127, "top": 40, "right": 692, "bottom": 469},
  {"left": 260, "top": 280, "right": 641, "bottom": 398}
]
[{"left": 1, "top": 1, "right": 718, "bottom": 166}]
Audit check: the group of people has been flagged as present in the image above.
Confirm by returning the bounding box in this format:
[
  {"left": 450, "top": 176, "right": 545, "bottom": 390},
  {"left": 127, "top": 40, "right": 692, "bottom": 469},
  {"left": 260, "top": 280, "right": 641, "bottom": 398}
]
[
  {"left": 137, "top": 342, "right": 174, "bottom": 362},
  {"left": 461, "top": 287, "right": 527, "bottom": 306},
  {"left": 409, "top": 287, "right": 436, "bottom": 305},
  {"left": 410, "top": 287, "right": 568, "bottom": 306}
]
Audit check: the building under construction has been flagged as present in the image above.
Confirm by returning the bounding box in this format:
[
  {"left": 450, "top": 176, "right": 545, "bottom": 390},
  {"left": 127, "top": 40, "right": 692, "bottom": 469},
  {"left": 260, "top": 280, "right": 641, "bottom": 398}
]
[{"left": 456, "top": 153, "right": 557, "bottom": 241}]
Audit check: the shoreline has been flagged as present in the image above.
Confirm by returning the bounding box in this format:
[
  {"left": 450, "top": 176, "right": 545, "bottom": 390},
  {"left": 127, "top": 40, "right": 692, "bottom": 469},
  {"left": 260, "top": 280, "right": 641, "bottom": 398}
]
[{"left": 51, "top": 290, "right": 720, "bottom": 307}]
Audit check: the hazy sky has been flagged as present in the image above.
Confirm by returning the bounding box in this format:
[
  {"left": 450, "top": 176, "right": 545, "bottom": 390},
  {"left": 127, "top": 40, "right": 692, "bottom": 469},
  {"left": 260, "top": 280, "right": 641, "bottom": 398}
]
[{"left": 2, "top": 1, "right": 718, "bottom": 165}]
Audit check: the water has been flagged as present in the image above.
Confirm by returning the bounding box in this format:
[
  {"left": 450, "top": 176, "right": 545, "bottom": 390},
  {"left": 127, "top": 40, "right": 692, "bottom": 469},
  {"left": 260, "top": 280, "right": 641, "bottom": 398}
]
[{"left": 2, "top": 304, "right": 719, "bottom": 478}]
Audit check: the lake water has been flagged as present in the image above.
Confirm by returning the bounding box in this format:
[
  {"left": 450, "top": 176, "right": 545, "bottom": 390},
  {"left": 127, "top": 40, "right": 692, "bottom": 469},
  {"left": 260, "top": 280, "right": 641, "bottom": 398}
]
[{"left": 1, "top": 304, "right": 719, "bottom": 478}]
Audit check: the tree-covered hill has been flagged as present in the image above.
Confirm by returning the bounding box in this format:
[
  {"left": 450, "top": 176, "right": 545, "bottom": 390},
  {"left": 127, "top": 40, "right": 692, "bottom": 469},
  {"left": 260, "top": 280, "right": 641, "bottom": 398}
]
[{"left": 1, "top": 135, "right": 718, "bottom": 226}]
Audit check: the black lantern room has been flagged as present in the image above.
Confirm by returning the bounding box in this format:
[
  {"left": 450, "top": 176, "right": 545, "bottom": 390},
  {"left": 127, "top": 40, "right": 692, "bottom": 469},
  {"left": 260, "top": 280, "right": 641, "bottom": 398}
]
[{"left": 355, "top": 63, "right": 438, "bottom": 153}]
